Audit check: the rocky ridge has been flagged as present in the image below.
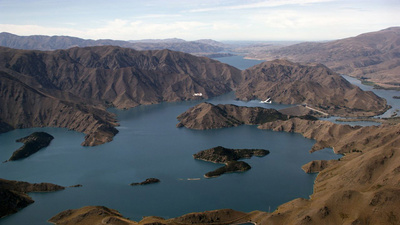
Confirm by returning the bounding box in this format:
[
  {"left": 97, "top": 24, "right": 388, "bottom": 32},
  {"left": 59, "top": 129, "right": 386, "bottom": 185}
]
[
  {"left": 248, "top": 27, "right": 400, "bottom": 89},
  {"left": 237, "top": 59, "right": 388, "bottom": 117}
]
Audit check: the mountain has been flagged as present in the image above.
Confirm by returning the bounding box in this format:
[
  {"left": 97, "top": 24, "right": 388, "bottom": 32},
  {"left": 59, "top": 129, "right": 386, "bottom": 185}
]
[
  {"left": 0, "top": 46, "right": 242, "bottom": 146},
  {"left": 237, "top": 59, "right": 388, "bottom": 117},
  {"left": 176, "top": 102, "right": 288, "bottom": 129},
  {"left": 248, "top": 27, "right": 400, "bottom": 89},
  {"left": 0, "top": 32, "right": 226, "bottom": 53}
]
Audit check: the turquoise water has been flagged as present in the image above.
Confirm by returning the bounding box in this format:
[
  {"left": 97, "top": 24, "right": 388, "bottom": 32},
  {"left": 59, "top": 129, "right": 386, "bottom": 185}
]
[{"left": 0, "top": 93, "right": 341, "bottom": 224}]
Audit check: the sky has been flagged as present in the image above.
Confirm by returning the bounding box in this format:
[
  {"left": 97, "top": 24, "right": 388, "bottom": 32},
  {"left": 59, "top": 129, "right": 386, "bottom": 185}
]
[{"left": 0, "top": 0, "right": 399, "bottom": 41}]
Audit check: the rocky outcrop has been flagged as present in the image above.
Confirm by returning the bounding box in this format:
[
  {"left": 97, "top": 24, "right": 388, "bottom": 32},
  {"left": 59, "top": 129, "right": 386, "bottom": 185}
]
[
  {"left": 237, "top": 59, "right": 388, "bottom": 117},
  {"left": 301, "top": 160, "right": 338, "bottom": 173},
  {"left": 130, "top": 178, "right": 160, "bottom": 186},
  {"left": 6, "top": 132, "right": 54, "bottom": 161},
  {"left": 204, "top": 161, "right": 252, "bottom": 178},
  {"left": 177, "top": 102, "right": 288, "bottom": 129},
  {"left": 250, "top": 27, "right": 400, "bottom": 89},
  {"left": 194, "top": 146, "right": 269, "bottom": 178},
  {"left": 0, "top": 178, "right": 64, "bottom": 218},
  {"left": 0, "top": 46, "right": 241, "bottom": 146}
]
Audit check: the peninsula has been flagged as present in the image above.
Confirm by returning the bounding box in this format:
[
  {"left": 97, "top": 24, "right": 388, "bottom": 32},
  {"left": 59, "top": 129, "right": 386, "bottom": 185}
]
[
  {"left": 0, "top": 178, "right": 64, "bottom": 218},
  {"left": 6, "top": 132, "right": 54, "bottom": 162}
]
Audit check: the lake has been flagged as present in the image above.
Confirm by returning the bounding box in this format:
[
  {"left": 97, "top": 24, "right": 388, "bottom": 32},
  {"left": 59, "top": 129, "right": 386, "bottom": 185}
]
[{"left": 1, "top": 55, "right": 398, "bottom": 225}]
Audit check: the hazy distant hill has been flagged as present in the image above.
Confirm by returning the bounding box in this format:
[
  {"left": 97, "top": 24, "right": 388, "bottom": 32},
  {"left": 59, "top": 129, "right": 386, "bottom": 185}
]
[
  {"left": 247, "top": 27, "right": 400, "bottom": 89},
  {"left": 0, "top": 46, "right": 241, "bottom": 146},
  {"left": 0, "top": 32, "right": 226, "bottom": 53}
]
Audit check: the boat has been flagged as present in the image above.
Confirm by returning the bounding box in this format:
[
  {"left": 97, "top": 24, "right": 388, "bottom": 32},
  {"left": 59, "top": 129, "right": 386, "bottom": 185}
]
[
  {"left": 260, "top": 97, "right": 272, "bottom": 104},
  {"left": 193, "top": 93, "right": 203, "bottom": 97}
]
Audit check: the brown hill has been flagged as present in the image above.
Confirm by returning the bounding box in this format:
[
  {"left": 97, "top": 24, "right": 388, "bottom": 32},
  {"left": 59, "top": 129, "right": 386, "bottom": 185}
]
[
  {"left": 237, "top": 59, "right": 388, "bottom": 117},
  {"left": 48, "top": 206, "right": 253, "bottom": 225},
  {"left": 0, "top": 46, "right": 241, "bottom": 145},
  {"left": 0, "top": 70, "right": 119, "bottom": 146},
  {"left": 251, "top": 27, "right": 400, "bottom": 89},
  {"left": 176, "top": 102, "right": 288, "bottom": 129},
  {"left": 0, "top": 178, "right": 64, "bottom": 218},
  {"left": 255, "top": 118, "right": 400, "bottom": 224}
]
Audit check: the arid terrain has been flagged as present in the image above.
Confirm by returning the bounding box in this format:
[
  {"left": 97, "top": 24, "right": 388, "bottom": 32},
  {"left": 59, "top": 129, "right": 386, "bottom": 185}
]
[
  {"left": 1, "top": 27, "right": 400, "bottom": 225},
  {"left": 244, "top": 27, "right": 400, "bottom": 89}
]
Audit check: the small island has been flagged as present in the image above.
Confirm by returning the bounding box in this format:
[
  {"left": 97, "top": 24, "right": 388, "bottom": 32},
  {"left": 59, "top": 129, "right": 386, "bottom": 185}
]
[
  {"left": 193, "top": 146, "right": 270, "bottom": 178},
  {"left": 6, "top": 132, "right": 54, "bottom": 162},
  {"left": 130, "top": 178, "right": 160, "bottom": 186}
]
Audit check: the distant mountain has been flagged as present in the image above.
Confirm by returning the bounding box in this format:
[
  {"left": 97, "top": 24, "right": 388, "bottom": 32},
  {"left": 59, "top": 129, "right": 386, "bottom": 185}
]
[
  {"left": 248, "top": 27, "right": 400, "bottom": 89},
  {"left": 0, "top": 46, "right": 241, "bottom": 146},
  {"left": 0, "top": 32, "right": 226, "bottom": 53},
  {"left": 237, "top": 59, "right": 388, "bottom": 117}
]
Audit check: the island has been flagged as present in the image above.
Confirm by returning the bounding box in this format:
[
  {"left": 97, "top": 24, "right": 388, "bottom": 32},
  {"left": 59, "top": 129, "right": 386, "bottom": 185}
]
[
  {"left": 193, "top": 146, "right": 269, "bottom": 178},
  {"left": 6, "top": 132, "right": 54, "bottom": 162},
  {"left": 177, "top": 102, "right": 289, "bottom": 130},
  {"left": 130, "top": 178, "right": 160, "bottom": 186}
]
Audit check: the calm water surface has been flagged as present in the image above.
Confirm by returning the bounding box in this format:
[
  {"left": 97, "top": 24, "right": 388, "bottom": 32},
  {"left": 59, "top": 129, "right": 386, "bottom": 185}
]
[{"left": 2, "top": 56, "right": 398, "bottom": 225}]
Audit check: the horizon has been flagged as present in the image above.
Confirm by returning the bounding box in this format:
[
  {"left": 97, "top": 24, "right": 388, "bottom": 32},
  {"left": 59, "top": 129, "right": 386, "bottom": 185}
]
[{"left": 0, "top": 1, "right": 399, "bottom": 42}]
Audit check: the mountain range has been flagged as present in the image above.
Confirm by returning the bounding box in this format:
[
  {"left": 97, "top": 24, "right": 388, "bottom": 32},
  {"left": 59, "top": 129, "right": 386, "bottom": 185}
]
[
  {"left": 246, "top": 27, "right": 400, "bottom": 89},
  {"left": 0, "top": 32, "right": 226, "bottom": 53},
  {"left": 0, "top": 46, "right": 241, "bottom": 146},
  {"left": 237, "top": 59, "right": 388, "bottom": 116},
  {"left": 0, "top": 44, "right": 389, "bottom": 146}
]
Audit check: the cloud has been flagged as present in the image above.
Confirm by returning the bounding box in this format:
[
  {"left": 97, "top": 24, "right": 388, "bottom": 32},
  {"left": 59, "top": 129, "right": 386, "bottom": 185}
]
[{"left": 189, "top": 0, "right": 334, "bottom": 12}]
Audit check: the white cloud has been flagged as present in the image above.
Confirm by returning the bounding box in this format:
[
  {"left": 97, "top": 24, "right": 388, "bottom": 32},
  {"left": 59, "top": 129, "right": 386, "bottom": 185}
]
[{"left": 189, "top": 0, "right": 334, "bottom": 12}]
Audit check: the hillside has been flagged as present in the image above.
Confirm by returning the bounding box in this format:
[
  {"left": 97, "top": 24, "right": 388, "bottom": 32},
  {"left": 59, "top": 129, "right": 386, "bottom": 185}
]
[
  {"left": 0, "top": 46, "right": 241, "bottom": 145},
  {"left": 176, "top": 102, "right": 288, "bottom": 129},
  {"left": 0, "top": 32, "right": 226, "bottom": 53},
  {"left": 247, "top": 27, "right": 400, "bottom": 89},
  {"left": 0, "top": 178, "right": 64, "bottom": 218},
  {"left": 237, "top": 59, "right": 388, "bottom": 116}
]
